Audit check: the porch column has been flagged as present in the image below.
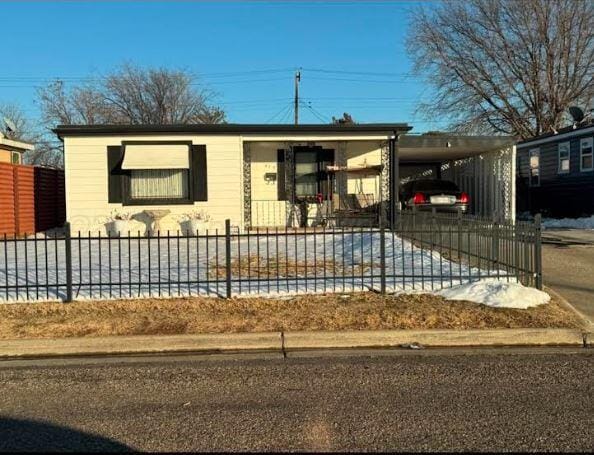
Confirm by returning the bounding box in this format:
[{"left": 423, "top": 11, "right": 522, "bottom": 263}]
[
  {"left": 242, "top": 142, "right": 251, "bottom": 228},
  {"left": 284, "top": 144, "right": 296, "bottom": 227},
  {"left": 336, "top": 141, "right": 348, "bottom": 201},
  {"left": 380, "top": 140, "right": 390, "bottom": 227}
]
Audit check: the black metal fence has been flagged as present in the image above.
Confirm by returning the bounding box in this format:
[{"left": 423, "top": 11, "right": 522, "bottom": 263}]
[{"left": 0, "top": 213, "right": 542, "bottom": 303}]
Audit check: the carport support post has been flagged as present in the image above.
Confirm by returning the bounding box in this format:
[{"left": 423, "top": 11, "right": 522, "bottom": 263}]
[
  {"left": 225, "top": 219, "right": 232, "bottom": 298},
  {"left": 64, "top": 222, "right": 73, "bottom": 303},
  {"left": 534, "top": 213, "right": 542, "bottom": 290},
  {"left": 388, "top": 134, "right": 399, "bottom": 229}
]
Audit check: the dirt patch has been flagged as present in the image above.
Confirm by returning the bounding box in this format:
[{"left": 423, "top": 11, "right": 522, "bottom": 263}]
[
  {"left": 210, "top": 256, "right": 370, "bottom": 279},
  {"left": 0, "top": 292, "right": 582, "bottom": 340}
]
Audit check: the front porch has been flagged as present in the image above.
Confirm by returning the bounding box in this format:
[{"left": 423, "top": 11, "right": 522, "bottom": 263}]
[{"left": 244, "top": 139, "right": 390, "bottom": 229}]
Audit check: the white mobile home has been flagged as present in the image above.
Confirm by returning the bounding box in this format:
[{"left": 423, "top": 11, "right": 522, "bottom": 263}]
[{"left": 54, "top": 124, "right": 515, "bottom": 234}]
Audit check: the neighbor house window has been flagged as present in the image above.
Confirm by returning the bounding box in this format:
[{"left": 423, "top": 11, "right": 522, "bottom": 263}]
[
  {"left": 121, "top": 142, "right": 192, "bottom": 204},
  {"left": 558, "top": 142, "right": 570, "bottom": 174},
  {"left": 580, "top": 138, "right": 593, "bottom": 172},
  {"left": 529, "top": 148, "right": 540, "bottom": 187}
]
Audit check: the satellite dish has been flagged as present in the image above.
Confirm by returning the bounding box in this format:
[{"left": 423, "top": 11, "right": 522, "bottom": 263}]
[
  {"left": 569, "top": 106, "right": 584, "bottom": 123},
  {"left": 3, "top": 117, "right": 17, "bottom": 133}
]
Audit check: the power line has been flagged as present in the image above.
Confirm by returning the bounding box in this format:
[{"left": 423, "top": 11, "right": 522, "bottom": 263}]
[
  {"left": 306, "top": 76, "right": 416, "bottom": 84},
  {"left": 264, "top": 102, "right": 293, "bottom": 124},
  {"left": 299, "top": 100, "right": 331, "bottom": 123},
  {"left": 301, "top": 67, "right": 412, "bottom": 78}
]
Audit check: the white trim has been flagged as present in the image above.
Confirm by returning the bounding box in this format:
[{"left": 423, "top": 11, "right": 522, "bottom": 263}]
[
  {"left": 580, "top": 137, "right": 593, "bottom": 172},
  {"left": 557, "top": 141, "right": 570, "bottom": 174},
  {"left": 0, "top": 137, "right": 35, "bottom": 151},
  {"left": 241, "top": 134, "right": 390, "bottom": 142},
  {"left": 518, "top": 125, "right": 594, "bottom": 148}
]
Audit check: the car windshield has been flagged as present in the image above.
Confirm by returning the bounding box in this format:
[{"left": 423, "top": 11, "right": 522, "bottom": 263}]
[{"left": 413, "top": 180, "right": 459, "bottom": 192}]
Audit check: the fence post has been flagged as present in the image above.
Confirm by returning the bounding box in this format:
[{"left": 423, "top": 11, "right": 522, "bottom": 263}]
[
  {"left": 431, "top": 207, "right": 437, "bottom": 250},
  {"left": 534, "top": 213, "right": 542, "bottom": 290},
  {"left": 492, "top": 214, "right": 499, "bottom": 271},
  {"left": 64, "top": 222, "right": 73, "bottom": 302},
  {"left": 225, "top": 219, "right": 232, "bottom": 298},
  {"left": 457, "top": 209, "right": 462, "bottom": 259},
  {"left": 379, "top": 225, "right": 386, "bottom": 294}
]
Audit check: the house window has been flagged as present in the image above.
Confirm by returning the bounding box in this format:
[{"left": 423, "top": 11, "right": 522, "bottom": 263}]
[
  {"left": 558, "top": 142, "right": 570, "bottom": 174},
  {"left": 529, "top": 148, "right": 540, "bottom": 187},
  {"left": 294, "top": 147, "right": 334, "bottom": 200},
  {"left": 580, "top": 138, "right": 593, "bottom": 172},
  {"left": 120, "top": 142, "right": 193, "bottom": 205},
  {"left": 130, "top": 169, "right": 189, "bottom": 200}
]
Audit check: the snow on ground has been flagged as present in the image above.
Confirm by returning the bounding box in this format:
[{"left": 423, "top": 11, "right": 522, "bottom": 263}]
[
  {"left": 437, "top": 279, "right": 550, "bottom": 309},
  {"left": 542, "top": 215, "right": 594, "bottom": 230},
  {"left": 0, "top": 231, "right": 529, "bottom": 307}
]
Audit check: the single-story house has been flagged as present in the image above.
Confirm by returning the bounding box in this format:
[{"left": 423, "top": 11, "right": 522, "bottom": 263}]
[
  {"left": 53, "top": 123, "right": 516, "bottom": 234},
  {"left": 0, "top": 133, "right": 35, "bottom": 164},
  {"left": 516, "top": 120, "right": 594, "bottom": 218}
]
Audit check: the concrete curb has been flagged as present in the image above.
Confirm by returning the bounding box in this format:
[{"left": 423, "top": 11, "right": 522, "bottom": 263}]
[
  {"left": 0, "top": 332, "right": 281, "bottom": 359},
  {"left": 283, "top": 328, "right": 585, "bottom": 350},
  {"left": 0, "top": 328, "right": 586, "bottom": 359}
]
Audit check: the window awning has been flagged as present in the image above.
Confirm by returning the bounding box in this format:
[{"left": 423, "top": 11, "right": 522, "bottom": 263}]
[{"left": 121, "top": 144, "right": 190, "bottom": 170}]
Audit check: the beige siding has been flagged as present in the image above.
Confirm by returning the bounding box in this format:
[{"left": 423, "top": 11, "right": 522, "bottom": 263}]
[
  {"left": 249, "top": 142, "right": 284, "bottom": 226},
  {"left": 64, "top": 135, "right": 244, "bottom": 234},
  {"left": 345, "top": 141, "right": 382, "bottom": 199},
  {"left": 0, "top": 150, "right": 11, "bottom": 163}
]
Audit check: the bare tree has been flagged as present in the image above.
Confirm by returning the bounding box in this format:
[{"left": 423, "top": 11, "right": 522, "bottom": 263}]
[
  {"left": 407, "top": 0, "right": 594, "bottom": 139},
  {"left": 0, "top": 103, "right": 62, "bottom": 167},
  {"left": 38, "top": 64, "right": 226, "bottom": 126}
]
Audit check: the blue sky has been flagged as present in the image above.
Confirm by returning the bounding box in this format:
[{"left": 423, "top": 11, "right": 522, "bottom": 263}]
[{"left": 1, "top": 1, "right": 443, "bottom": 131}]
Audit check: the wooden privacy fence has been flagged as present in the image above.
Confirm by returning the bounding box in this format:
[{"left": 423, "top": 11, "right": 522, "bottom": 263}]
[{"left": 0, "top": 163, "right": 65, "bottom": 236}]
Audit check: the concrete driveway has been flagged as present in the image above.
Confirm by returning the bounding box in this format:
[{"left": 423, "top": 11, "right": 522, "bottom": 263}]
[{"left": 542, "top": 230, "right": 594, "bottom": 324}]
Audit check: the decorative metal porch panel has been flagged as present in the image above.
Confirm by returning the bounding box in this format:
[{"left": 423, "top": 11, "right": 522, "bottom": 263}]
[
  {"left": 284, "top": 144, "right": 298, "bottom": 227},
  {"left": 242, "top": 143, "right": 252, "bottom": 228},
  {"left": 380, "top": 141, "right": 390, "bottom": 223},
  {"left": 335, "top": 141, "right": 348, "bottom": 202},
  {"left": 441, "top": 146, "right": 515, "bottom": 220}
]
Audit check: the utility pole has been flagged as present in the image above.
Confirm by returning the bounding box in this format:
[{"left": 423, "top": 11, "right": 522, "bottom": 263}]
[{"left": 294, "top": 69, "right": 301, "bottom": 125}]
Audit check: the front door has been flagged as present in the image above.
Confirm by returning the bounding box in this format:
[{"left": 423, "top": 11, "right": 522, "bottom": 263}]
[{"left": 293, "top": 146, "right": 334, "bottom": 203}]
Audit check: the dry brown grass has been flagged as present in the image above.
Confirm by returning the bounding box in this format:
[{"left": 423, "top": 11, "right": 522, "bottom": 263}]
[
  {"left": 210, "top": 255, "right": 370, "bottom": 279},
  {"left": 0, "top": 292, "right": 582, "bottom": 340}
]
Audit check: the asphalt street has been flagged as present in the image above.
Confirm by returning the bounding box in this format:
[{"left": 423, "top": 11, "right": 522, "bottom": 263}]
[{"left": 0, "top": 348, "right": 592, "bottom": 452}]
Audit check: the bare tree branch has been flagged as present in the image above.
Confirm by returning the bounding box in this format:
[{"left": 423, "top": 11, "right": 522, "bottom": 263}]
[
  {"left": 37, "top": 64, "right": 227, "bottom": 126},
  {"left": 407, "top": 0, "right": 594, "bottom": 139}
]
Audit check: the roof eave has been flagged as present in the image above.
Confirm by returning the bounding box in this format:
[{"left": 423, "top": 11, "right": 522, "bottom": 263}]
[{"left": 53, "top": 123, "right": 412, "bottom": 140}]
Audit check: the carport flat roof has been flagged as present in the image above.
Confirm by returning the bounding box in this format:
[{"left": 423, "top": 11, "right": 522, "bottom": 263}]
[{"left": 399, "top": 135, "right": 515, "bottom": 162}]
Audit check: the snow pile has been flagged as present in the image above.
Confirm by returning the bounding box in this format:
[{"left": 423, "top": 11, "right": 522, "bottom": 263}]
[
  {"left": 437, "top": 279, "right": 550, "bottom": 309},
  {"left": 542, "top": 215, "right": 594, "bottom": 230}
]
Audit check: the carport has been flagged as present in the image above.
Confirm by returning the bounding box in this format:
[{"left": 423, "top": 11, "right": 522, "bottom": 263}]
[{"left": 391, "top": 134, "right": 516, "bottom": 222}]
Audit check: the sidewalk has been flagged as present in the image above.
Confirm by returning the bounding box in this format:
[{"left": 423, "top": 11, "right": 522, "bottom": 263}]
[
  {"left": 0, "top": 328, "right": 588, "bottom": 359},
  {"left": 543, "top": 243, "right": 594, "bottom": 324}
]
